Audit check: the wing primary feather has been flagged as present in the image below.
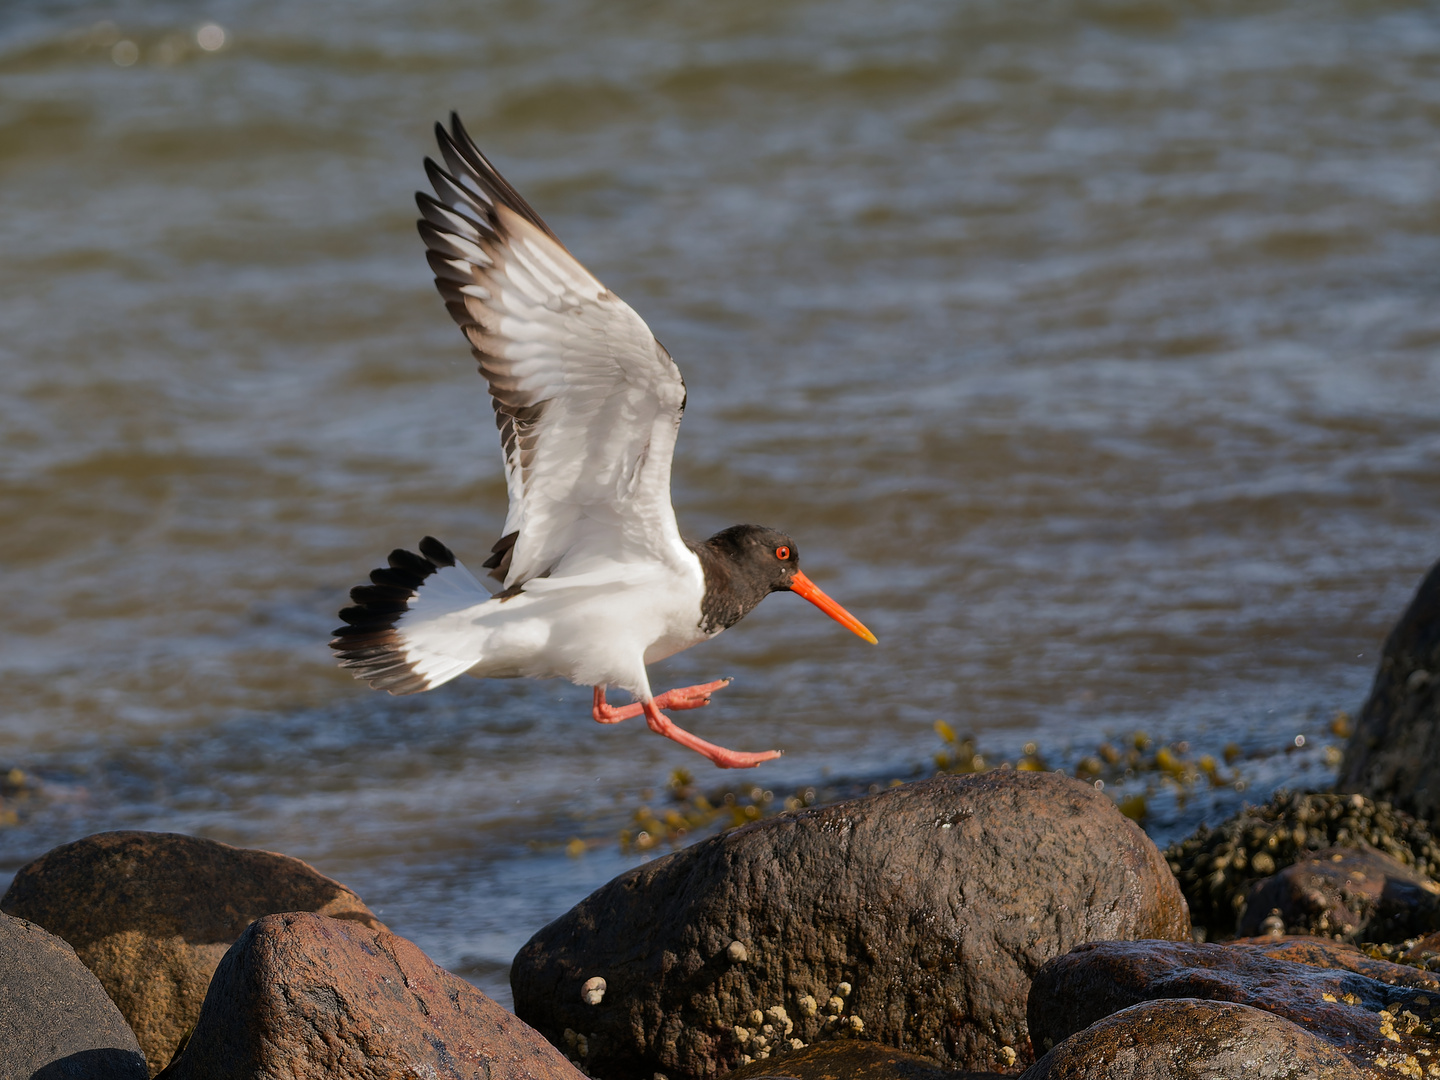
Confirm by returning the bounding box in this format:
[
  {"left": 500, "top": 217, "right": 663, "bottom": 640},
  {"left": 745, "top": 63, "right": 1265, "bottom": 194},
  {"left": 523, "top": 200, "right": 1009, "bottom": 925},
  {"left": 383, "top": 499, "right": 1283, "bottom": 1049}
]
[
  {"left": 417, "top": 220, "right": 492, "bottom": 266},
  {"left": 425, "top": 250, "right": 483, "bottom": 285},
  {"left": 441, "top": 114, "right": 563, "bottom": 245},
  {"left": 424, "top": 158, "right": 494, "bottom": 220},
  {"left": 415, "top": 192, "right": 487, "bottom": 240}
]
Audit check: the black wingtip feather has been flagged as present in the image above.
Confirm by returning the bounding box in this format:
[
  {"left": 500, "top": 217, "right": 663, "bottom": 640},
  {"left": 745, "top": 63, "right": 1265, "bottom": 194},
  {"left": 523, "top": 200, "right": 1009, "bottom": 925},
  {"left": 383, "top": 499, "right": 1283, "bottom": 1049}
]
[{"left": 434, "top": 114, "right": 563, "bottom": 245}]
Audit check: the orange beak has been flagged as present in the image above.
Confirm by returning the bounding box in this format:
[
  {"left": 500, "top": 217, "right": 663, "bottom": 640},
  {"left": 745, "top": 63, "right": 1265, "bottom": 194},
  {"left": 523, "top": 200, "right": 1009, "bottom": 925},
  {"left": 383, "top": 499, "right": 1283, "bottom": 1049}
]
[{"left": 787, "top": 570, "right": 878, "bottom": 644}]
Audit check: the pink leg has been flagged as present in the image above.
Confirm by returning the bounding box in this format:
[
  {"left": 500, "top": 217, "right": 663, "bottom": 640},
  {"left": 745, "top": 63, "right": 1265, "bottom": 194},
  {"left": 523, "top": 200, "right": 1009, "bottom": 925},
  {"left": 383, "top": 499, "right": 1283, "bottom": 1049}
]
[
  {"left": 592, "top": 679, "right": 732, "bottom": 724},
  {"left": 642, "top": 700, "right": 781, "bottom": 769}
]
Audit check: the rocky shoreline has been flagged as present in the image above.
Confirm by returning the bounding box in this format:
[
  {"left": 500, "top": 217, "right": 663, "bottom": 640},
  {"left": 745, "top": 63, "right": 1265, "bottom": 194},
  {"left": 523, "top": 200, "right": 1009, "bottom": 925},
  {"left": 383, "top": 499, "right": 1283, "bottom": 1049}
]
[{"left": 4, "top": 557, "right": 1439, "bottom": 1079}]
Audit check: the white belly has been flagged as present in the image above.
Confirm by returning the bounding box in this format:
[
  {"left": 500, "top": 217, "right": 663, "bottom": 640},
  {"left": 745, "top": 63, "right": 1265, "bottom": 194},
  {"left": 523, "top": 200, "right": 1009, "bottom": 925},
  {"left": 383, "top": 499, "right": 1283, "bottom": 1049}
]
[{"left": 443, "top": 553, "right": 712, "bottom": 698}]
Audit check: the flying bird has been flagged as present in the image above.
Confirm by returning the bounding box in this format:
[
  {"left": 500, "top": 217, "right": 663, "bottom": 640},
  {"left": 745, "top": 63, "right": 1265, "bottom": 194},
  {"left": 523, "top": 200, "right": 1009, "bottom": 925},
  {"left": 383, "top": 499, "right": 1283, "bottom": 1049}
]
[{"left": 330, "top": 115, "right": 876, "bottom": 768}]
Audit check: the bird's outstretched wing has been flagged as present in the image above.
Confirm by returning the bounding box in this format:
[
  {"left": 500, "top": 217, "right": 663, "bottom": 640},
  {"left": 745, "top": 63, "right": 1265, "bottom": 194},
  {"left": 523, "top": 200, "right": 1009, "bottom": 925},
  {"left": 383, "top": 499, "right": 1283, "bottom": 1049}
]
[{"left": 417, "top": 114, "right": 689, "bottom": 589}]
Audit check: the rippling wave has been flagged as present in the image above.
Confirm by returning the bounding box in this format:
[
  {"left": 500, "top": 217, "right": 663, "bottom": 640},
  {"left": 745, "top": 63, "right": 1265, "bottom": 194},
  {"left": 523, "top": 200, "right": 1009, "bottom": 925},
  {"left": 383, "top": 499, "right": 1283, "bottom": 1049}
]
[{"left": 2, "top": 0, "right": 1438, "bottom": 1003}]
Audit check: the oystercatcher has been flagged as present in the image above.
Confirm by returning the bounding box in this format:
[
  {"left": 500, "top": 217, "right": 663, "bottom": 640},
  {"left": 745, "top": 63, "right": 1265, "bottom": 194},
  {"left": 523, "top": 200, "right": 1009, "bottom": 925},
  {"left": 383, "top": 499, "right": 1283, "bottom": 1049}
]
[{"left": 331, "top": 115, "right": 876, "bottom": 769}]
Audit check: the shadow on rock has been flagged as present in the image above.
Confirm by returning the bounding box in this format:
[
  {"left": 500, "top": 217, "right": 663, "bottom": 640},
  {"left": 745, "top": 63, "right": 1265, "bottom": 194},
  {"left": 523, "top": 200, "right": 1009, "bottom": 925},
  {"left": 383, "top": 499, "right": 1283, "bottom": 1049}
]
[{"left": 1, "top": 911, "right": 147, "bottom": 1080}]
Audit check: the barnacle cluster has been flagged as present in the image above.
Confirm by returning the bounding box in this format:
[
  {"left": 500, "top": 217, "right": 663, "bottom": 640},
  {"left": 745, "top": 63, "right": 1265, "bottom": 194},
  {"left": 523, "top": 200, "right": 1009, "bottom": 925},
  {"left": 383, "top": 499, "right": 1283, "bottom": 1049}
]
[
  {"left": 1369, "top": 995, "right": 1440, "bottom": 1078},
  {"left": 1365, "top": 938, "right": 1440, "bottom": 975},
  {"left": 1165, "top": 790, "right": 1440, "bottom": 937},
  {"left": 728, "top": 979, "right": 862, "bottom": 1068}
]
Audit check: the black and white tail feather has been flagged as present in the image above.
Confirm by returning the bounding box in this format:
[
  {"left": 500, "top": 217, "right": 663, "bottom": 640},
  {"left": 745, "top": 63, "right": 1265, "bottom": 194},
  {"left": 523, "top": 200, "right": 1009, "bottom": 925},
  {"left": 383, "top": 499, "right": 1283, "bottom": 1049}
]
[{"left": 330, "top": 537, "right": 491, "bottom": 694}]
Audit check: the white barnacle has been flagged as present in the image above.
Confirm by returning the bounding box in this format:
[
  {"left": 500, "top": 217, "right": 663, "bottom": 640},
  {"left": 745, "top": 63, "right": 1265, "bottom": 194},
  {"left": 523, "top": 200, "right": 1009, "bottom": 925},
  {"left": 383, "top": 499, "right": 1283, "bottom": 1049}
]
[
  {"left": 797, "top": 994, "right": 818, "bottom": 1018},
  {"left": 581, "top": 976, "right": 607, "bottom": 1005},
  {"left": 727, "top": 940, "right": 749, "bottom": 963}
]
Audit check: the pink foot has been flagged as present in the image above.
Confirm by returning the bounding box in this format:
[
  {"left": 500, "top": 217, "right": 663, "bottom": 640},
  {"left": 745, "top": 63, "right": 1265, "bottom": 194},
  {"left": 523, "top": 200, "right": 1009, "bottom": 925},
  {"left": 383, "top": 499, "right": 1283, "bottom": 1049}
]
[
  {"left": 642, "top": 700, "right": 781, "bottom": 770},
  {"left": 592, "top": 685, "right": 634, "bottom": 724},
  {"left": 592, "top": 679, "right": 732, "bottom": 724},
  {"left": 655, "top": 678, "right": 732, "bottom": 712}
]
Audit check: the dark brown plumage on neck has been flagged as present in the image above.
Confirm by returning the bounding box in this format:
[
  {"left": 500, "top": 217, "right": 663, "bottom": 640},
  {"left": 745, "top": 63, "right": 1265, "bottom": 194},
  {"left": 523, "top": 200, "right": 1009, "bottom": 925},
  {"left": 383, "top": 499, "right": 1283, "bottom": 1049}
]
[{"left": 692, "top": 524, "right": 801, "bottom": 634}]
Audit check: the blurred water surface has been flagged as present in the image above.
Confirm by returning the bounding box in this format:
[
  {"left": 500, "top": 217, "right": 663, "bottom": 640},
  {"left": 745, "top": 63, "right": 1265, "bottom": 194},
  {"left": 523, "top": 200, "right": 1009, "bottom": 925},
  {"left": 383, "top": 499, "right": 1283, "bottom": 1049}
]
[{"left": 2, "top": 0, "right": 1439, "bottom": 1006}]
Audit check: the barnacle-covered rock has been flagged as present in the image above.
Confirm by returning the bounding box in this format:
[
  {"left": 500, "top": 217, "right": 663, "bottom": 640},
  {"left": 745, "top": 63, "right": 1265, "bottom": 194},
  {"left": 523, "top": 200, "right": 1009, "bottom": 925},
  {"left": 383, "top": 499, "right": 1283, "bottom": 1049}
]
[
  {"left": 1238, "top": 845, "right": 1440, "bottom": 941},
  {"left": 1028, "top": 938, "right": 1440, "bottom": 1077},
  {"left": 1164, "top": 791, "right": 1440, "bottom": 938}
]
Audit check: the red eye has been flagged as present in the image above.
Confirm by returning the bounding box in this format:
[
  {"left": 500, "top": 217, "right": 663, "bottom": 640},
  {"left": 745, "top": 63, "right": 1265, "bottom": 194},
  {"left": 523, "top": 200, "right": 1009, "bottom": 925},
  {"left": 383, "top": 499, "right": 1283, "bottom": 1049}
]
[{"left": 775, "top": 546, "right": 790, "bottom": 560}]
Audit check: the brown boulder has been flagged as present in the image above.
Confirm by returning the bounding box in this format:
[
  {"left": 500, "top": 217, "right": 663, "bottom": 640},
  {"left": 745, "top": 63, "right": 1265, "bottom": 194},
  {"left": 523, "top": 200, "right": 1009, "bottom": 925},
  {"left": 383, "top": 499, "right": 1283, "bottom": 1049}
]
[
  {"left": 1341, "top": 557, "right": 1440, "bottom": 826},
  {"left": 1238, "top": 845, "right": 1440, "bottom": 941},
  {"left": 1028, "top": 939, "right": 1440, "bottom": 1075},
  {"left": 719, "top": 1039, "right": 1006, "bottom": 1079},
  {"left": 1018, "top": 999, "right": 1361, "bottom": 1079},
  {"left": 159, "top": 911, "right": 585, "bottom": 1080},
  {"left": 512, "top": 771, "right": 1190, "bottom": 1079},
  {"left": 1, "top": 830, "right": 385, "bottom": 1074},
  {"left": 0, "top": 910, "right": 149, "bottom": 1079}
]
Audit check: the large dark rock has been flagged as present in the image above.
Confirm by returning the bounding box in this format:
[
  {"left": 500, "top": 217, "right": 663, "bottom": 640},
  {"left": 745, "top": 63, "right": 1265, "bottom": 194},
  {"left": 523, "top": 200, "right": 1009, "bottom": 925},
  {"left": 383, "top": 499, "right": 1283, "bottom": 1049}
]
[
  {"left": 513, "top": 771, "right": 1190, "bottom": 1080},
  {"left": 1237, "top": 845, "right": 1440, "bottom": 941},
  {"left": 159, "top": 911, "right": 584, "bottom": 1080},
  {"left": 719, "top": 1039, "right": 1005, "bottom": 1080},
  {"left": 1342, "top": 557, "right": 1440, "bottom": 826},
  {"left": 0, "top": 910, "right": 149, "bottom": 1080},
  {"left": 1018, "top": 999, "right": 1361, "bottom": 1080},
  {"left": 1, "top": 830, "right": 385, "bottom": 1074},
  {"left": 1028, "top": 939, "right": 1440, "bottom": 1075}
]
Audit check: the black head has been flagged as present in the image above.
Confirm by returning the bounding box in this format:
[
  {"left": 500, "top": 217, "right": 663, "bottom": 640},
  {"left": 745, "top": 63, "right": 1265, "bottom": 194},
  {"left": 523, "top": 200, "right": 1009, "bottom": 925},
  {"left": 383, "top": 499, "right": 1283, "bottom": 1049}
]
[
  {"left": 693, "top": 524, "right": 876, "bottom": 643},
  {"left": 703, "top": 524, "right": 800, "bottom": 595}
]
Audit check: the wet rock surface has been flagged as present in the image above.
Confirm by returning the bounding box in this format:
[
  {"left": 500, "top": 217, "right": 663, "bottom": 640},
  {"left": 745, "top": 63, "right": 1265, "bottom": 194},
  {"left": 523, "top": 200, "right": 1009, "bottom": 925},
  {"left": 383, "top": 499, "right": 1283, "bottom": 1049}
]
[
  {"left": 1019, "top": 999, "right": 1362, "bottom": 1080},
  {"left": 159, "top": 911, "right": 584, "bottom": 1080},
  {"left": 1, "top": 830, "right": 385, "bottom": 1075},
  {"left": 1029, "top": 939, "right": 1440, "bottom": 1077},
  {"left": 1238, "top": 845, "right": 1440, "bottom": 941},
  {"left": 718, "top": 1039, "right": 1004, "bottom": 1079},
  {"left": 1164, "top": 790, "right": 1440, "bottom": 939},
  {"left": 1237, "top": 935, "right": 1440, "bottom": 988},
  {"left": 1342, "top": 557, "right": 1440, "bottom": 826},
  {"left": 512, "top": 771, "right": 1190, "bottom": 1080},
  {"left": 0, "top": 910, "right": 149, "bottom": 1080}
]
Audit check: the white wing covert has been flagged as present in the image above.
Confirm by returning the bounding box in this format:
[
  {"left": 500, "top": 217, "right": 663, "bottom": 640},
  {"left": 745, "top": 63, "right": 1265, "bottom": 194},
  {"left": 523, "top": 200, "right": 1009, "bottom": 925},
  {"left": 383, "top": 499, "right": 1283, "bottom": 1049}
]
[{"left": 417, "top": 115, "right": 688, "bottom": 590}]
